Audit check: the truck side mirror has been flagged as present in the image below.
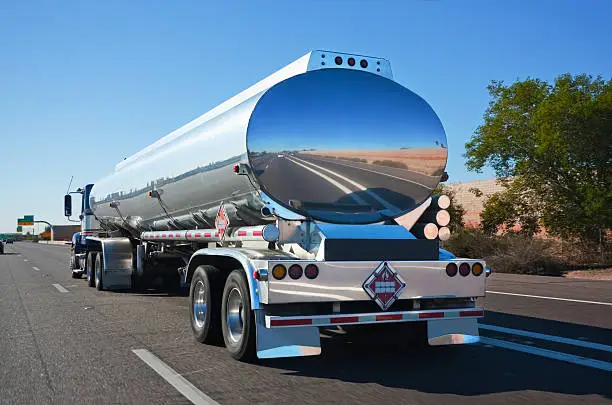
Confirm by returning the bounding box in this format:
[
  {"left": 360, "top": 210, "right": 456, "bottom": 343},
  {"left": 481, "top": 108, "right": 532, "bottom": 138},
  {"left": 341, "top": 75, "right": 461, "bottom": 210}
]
[{"left": 64, "top": 194, "right": 72, "bottom": 217}]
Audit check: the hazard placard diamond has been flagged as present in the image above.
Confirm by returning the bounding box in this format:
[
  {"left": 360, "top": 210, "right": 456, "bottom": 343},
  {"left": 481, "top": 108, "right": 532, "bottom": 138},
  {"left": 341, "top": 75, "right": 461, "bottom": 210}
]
[{"left": 363, "top": 262, "right": 406, "bottom": 311}]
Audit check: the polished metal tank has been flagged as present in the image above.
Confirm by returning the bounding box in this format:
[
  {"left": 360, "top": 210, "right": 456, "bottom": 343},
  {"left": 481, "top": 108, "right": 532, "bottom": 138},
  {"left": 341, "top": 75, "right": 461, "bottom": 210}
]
[{"left": 90, "top": 51, "right": 448, "bottom": 234}]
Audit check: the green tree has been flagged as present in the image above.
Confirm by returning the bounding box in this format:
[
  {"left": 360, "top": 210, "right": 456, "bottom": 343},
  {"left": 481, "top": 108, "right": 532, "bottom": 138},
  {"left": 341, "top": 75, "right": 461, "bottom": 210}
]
[{"left": 465, "top": 74, "right": 612, "bottom": 241}]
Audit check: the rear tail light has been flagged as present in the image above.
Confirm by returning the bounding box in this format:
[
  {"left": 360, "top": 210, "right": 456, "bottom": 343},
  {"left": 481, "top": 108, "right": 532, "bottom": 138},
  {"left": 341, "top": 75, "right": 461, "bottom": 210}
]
[
  {"left": 472, "top": 262, "right": 484, "bottom": 276},
  {"left": 304, "top": 264, "right": 319, "bottom": 279},
  {"left": 288, "top": 264, "right": 303, "bottom": 280},
  {"left": 459, "top": 263, "right": 471, "bottom": 277},
  {"left": 347, "top": 57, "right": 356, "bottom": 66},
  {"left": 335, "top": 56, "right": 343, "bottom": 65},
  {"left": 360, "top": 59, "right": 368, "bottom": 68},
  {"left": 272, "top": 264, "right": 286, "bottom": 280},
  {"left": 445, "top": 262, "right": 458, "bottom": 277}
]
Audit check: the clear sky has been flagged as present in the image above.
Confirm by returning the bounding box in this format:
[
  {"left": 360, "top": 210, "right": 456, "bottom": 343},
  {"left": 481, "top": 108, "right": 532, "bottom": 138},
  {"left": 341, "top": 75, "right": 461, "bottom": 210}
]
[{"left": 1, "top": 0, "right": 610, "bottom": 233}]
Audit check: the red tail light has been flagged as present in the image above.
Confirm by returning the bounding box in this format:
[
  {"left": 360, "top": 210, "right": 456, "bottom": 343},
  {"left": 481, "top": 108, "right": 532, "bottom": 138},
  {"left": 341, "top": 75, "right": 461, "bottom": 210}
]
[
  {"left": 446, "top": 263, "right": 458, "bottom": 277},
  {"left": 304, "top": 264, "right": 319, "bottom": 279},
  {"left": 360, "top": 59, "right": 368, "bottom": 68},
  {"left": 347, "top": 57, "right": 356, "bottom": 66},
  {"left": 288, "top": 264, "right": 303, "bottom": 280},
  {"left": 459, "top": 263, "right": 471, "bottom": 277},
  {"left": 335, "top": 56, "right": 343, "bottom": 65}
]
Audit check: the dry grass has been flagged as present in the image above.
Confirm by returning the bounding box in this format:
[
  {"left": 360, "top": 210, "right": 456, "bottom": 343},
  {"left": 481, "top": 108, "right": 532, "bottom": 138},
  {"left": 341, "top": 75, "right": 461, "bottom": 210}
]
[{"left": 300, "top": 148, "right": 447, "bottom": 176}]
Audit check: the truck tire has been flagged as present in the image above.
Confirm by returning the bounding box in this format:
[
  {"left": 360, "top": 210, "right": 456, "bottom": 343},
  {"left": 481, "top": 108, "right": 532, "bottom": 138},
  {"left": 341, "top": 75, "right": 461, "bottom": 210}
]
[
  {"left": 95, "top": 253, "right": 104, "bottom": 291},
  {"left": 86, "top": 252, "right": 97, "bottom": 287},
  {"left": 189, "top": 265, "right": 222, "bottom": 344},
  {"left": 221, "top": 269, "right": 256, "bottom": 361},
  {"left": 70, "top": 256, "right": 82, "bottom": 278}
]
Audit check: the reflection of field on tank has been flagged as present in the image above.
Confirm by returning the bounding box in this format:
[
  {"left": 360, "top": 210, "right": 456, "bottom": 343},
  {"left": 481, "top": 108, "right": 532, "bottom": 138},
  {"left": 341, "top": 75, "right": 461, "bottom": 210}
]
[{"left": 299, "top": 148, "right": 447, "bottom": 177}]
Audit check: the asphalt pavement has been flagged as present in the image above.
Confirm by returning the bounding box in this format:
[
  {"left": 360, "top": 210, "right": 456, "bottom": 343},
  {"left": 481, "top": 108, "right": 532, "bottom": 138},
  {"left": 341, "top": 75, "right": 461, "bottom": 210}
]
[
  {"left": 1, "top": 242, "right": 611, "bottom": 405},
  {"left": 251, "top": 153, "right": 437, "bottom": 213}
]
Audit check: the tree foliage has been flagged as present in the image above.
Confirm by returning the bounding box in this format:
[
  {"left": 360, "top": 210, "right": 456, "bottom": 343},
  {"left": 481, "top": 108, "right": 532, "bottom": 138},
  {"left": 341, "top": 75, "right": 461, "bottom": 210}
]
[{"left": 465, "top": 74, "right": 612, "bottom": 241}]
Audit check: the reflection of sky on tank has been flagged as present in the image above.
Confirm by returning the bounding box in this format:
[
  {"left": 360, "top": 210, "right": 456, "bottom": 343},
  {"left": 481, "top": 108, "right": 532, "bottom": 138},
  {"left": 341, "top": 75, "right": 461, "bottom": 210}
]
[{"left": 247, "top": 69, "right": 447, "bottom": 154}]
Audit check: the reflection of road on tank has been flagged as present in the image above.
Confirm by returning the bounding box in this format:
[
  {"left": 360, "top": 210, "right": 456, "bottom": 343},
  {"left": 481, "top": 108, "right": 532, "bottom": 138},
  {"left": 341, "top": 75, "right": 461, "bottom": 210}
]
[{"left": 251, "top": 150, "right": 430, "bottom": 219}]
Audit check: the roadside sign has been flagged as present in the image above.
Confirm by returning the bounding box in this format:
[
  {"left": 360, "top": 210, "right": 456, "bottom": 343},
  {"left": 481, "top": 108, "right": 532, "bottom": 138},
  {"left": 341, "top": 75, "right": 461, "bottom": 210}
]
[
  {"left": 18, "top": 215, "right": 34, "bottom": 226},
  {"left": 17, "top": 226, "right": 23, "bottom": 232}
]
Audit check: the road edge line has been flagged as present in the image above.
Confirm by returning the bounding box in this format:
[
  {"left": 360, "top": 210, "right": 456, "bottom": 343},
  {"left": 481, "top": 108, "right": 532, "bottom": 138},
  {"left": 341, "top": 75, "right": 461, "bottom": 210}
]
[{"left": 480, "top": 337, "right": 612, "bottom": 372}]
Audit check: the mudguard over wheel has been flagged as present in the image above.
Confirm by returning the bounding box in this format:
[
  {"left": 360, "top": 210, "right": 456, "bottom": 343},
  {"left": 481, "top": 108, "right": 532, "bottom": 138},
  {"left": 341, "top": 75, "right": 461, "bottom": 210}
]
[
  {"left": 189, "top": 265, "right": 222, "bottom": 344},
  {"left": 95, "top": 253, "right": 104, "bottom": 291},
  {"left": 221, "top": 269, "right": 256, "bottom": 361},
  {"left": 86, "top": 252, "right": 97, "bottom": 287},
  {"left": 70, "top": 256, "right": 82, "bottom": 279}
]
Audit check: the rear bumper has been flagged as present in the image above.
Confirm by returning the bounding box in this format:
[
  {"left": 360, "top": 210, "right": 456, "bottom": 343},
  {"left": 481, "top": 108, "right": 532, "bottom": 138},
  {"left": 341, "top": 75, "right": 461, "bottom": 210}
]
[{"left": 265, "top": 307, "right": 484, "bottom": 328}]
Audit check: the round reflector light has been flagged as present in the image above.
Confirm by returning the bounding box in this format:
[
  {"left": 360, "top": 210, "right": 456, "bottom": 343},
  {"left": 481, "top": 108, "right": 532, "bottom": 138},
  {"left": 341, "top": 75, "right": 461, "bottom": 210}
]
[
  {"left": 472, "top": 262, "right": 484, "bottom": 276},
  {"left": 304, "top": 264, "right": 319, "bottom": 279},
  {"left": 459, "top": 263, "right": 471, "bottom": 277},
  {"left": 272, "top": 264, "right": 287, "bottom": 280},
  {"left": 438, "top": 226, "right": 451, "bottom": 241},
  {"left": 288, "top": 264, "right": 303, "bottom": 280},
  {"left": 335, "top": 56, "right": 343, "bottom": 65},
  {"left": 446, "top": 262, "right": 458, "bottom": 277},
  {"left": 360, "top": 59, "right": 368, "bottom": 68},
  {"left": 348, "top": 57, "right": 356, "bottom": 66}
]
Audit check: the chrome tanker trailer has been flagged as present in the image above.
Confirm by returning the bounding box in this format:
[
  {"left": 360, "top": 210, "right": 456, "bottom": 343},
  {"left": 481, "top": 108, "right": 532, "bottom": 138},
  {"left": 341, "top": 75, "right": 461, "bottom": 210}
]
[{"left": 64, "top": 50, "right": 489, "bottom": 361}]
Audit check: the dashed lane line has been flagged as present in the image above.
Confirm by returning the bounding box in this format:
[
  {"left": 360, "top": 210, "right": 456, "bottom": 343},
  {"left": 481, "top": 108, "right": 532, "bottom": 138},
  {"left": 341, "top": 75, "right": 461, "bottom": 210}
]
[
  {"left": 32, "top": 266, "right": 40, "bottom": 271},
  {"left": 52, "top": 283, "right": 69, "bottom": 293},
  {"left": 132, "top": 349, "right": 220, "bottom": 405}
]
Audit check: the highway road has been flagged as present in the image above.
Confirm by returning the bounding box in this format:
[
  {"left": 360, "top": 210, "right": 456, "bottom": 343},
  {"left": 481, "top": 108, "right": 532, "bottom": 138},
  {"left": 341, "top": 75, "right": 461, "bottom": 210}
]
[
  {"left": 1, "top": 242, "right": 611, "bottom": 404},
  {"left": 251, "top": 153, "right": 438, "bottom": 216}
]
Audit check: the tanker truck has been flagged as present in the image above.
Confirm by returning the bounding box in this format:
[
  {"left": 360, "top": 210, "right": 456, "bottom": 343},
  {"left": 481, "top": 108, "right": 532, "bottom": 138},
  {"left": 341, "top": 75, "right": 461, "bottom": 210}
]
[{"left": 63, "top": 50, "right": 489, "bottom": 361}]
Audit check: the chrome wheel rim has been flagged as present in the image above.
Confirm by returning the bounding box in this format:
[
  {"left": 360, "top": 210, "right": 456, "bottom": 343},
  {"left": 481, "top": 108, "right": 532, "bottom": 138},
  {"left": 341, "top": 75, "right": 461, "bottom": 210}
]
[
  {"left": 193, "top": 280, "right": 207, "bottom": 329},
  {"left": 226, "top": 287, "right": 244, "bottom": 343}
]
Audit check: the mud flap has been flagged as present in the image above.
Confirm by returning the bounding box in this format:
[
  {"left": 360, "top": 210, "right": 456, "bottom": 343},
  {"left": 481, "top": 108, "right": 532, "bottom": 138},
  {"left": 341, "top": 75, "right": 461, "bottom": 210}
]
[
  {"left": 427, "top": 318, "right": 480, "bottom": 346},
  {"left": 255, "top": 310, "right": 321, "bottom": 359}
]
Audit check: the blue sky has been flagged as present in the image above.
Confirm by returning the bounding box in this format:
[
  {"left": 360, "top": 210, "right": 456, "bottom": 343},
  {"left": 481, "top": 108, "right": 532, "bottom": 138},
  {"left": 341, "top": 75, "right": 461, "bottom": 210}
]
[{"left": 1, "top": 0, "right": 610, "bottom": 232}]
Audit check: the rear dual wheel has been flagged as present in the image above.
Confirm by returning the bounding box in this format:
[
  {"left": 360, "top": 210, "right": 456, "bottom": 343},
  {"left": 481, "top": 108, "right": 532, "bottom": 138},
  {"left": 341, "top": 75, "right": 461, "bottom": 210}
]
[
  {"left": 86, "top": 252, "right": 97, "bottom": 287},
  {"left": 95, "top": 253, "right": 104, "bottom": 291},
  {"left": 189, "top": 267, "right": 256, "bottom": 361},
  {"left": 221, "top": 270, "right": 256, "bottom": 361}
]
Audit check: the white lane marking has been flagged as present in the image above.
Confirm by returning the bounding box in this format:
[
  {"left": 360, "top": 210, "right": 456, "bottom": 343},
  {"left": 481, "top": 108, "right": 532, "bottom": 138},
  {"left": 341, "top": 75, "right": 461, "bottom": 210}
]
[
  {"left": 284, "top": 157, "right": 368, "bottom": 205},
  {"left": 52, "top": 283, "right": 69, "bottom": 293},
  {"left": 23, "top": 259, "right": 28, "bottom": 262},
  {"left": 480, "top": 337, "right": 612, "bottom": 372},
  {"left": 487, "top": 290, "right": 612, "bottom": 306},
  {"left": 303, "top": 155, "right": 432, "bottom": 189},
  {"left": 291, "top": 156, "right": 399, "bottom": 211},
  {"left": 32, "top": 266, "right": 40, "bottom": 271},
  {"left": 480, "top": 324, "right": 612, "bottom": 353},
  {"left": 132, "top": 349, "right": 219, "bottom": 405}
]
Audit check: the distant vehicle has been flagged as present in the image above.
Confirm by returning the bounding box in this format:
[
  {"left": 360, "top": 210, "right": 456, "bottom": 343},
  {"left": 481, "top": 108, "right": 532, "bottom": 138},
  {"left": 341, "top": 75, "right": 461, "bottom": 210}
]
[
  {"left": 63, "top": 50, "right": 489, "bottom": 362},
  {"left": 0, "top": 241, "right": 4, "bottom": 254},
  {"left": 5, "top": 238, "right": 13, "bottom": 244}
]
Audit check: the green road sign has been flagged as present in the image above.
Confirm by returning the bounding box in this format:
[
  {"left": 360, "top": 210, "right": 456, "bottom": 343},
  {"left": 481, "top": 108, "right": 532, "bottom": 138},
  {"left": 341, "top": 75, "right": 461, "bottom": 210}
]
[
  {"left": 17, "top": 226, "right": 23, "bottom": 232},
  {"left": 18, "top": 215, "right": 34, "bottom": 226}
]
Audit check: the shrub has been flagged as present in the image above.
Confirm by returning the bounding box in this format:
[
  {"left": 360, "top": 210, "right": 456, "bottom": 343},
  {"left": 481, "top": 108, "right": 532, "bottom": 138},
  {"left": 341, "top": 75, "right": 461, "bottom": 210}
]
[
  {"left": 442, "top": 230, "right": 567, "bottom": 276},
  {"left": 372, "top": 160, "right": 408, "bottom": 169}
]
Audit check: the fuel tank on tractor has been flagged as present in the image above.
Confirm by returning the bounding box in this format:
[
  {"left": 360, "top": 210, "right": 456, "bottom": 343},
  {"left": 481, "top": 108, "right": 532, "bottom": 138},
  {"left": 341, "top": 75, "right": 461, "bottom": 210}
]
[{"left": 90, "top": 51, "right": 448, "bottom": 234}]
